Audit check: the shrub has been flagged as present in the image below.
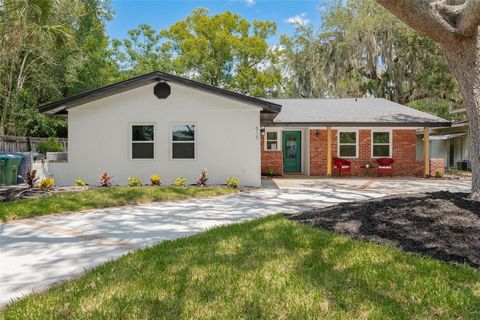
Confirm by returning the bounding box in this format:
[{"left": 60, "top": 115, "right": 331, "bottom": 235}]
[
  {"left": 36, "top": 138, "right": 64, "bottom": 155},
  {"left": 74, "top": 177, "right": 86, "bottom": 187},
  {"left": 172, "top": 177, "right": 186, "bottom": 187},
  {"left": 39, "top": 178, "right": 55, "bottom": 191},
  {"left": 99, "top": 172, "right": 112, "bottom": 187},
  {"left": 150, "top": 175, "right": 161, "bottom": 186},
  {"left": 24, "top": 170, "right": 39, "bottom": 188},
  {"left": 196, "top": 169, "right": 209, "bottom": 187},
  {"left": 435, "top": 170, "right": 444, "bottom": 178},
  {"left": 266, "top": 168, "right": 274, "bottom": 177},
  {"left": 226, "top": 177, "right": 239, "bottom": 189},
  {"left": 128, "top": 177, "right": 142, "bottom": 187}
]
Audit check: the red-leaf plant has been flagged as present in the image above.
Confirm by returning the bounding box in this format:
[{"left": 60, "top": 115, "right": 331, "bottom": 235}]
[
  {"left": 99, "top": 172, "right": 112, "bottom": 187},
  {"left": 196, "top": 169, "right": 208, "bottom": 187},
  {"left": 24, "top": 170, "right": 39, "bottom": 189}
]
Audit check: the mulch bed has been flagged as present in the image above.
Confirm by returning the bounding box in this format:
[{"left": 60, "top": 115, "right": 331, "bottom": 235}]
[{"left": 287, "top": 191, "right": 480, "bottom": 268}]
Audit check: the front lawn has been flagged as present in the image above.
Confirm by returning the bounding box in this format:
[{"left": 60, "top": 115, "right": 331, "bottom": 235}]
[
  {"left": 0, "top": 186, "right": 237, "bottom": 221},
  {"left": 3, "top": 215, "right": 479, "bottom": 319}
]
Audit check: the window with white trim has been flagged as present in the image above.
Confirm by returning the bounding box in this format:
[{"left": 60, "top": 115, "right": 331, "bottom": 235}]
[
  {"left": 172, "top": 124, "right": 195, "bottom": 159},
  {"left": 338, "top": 131, "right": 357, "bottom": 157},
  {"left": 131, "top": 124, "right": 154, "bottom": 159},
  {"left": 372, "top": 131, "right": 391, "bottom": 157},
  {"left": 265, "top": 131, "right": 279, "bottom": 151}
]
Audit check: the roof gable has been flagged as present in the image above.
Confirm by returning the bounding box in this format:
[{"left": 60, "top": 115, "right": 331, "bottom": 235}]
[{"left": 39, "top": 72, "right": 282, "bottom": 115}]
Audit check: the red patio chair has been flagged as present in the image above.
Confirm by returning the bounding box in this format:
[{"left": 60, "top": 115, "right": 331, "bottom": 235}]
[
  {"left": 333, "top": 157, "right": 352, "bottom": 176},
  {"left": 376, "top": 158, "right": 394, "bottom": 177}
]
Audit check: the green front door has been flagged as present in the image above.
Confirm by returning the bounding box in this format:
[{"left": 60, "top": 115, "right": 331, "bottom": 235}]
[{"left": 283, "top": 131, "right": 301, "bottom": 173}]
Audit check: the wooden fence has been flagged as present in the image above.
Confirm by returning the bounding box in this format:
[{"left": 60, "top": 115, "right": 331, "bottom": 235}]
[{"left": 0, "top": 135, "right": 68, "bottom": 153}]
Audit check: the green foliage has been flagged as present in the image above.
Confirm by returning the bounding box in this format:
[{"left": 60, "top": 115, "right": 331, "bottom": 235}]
[
  {"left": 408, "top": 99, "right": 461, "bottom": 120},
  {"left": 128, "top": 177, "right": 143, "bottom": 187},
  {"left": 226, "top": 177, "right": 239, "bottom": 188},
  {"left": 172, "top": 177, "right": 187, "bottom": 188},
  {"left": 35, "top": 138, "right": 64, "bottom": 154},
  {"left": 112, "top": 9, "right": 282, "bottom": 97},
  {"left": 74, "top": 178, "right": 86, "bottom": 187},
  {"left": 435, "top": 170, "right": 444, "bottom": 178},
  {"left": 0, "top": 0, "right": 116, "bottom": 136},
  {"left": 280, "top": 0, "right": 462, "bottom": 106}
]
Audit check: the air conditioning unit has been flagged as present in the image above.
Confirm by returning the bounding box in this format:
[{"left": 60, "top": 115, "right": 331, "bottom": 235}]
[{"left": 46, "top": 152, "right": 68, "bottom": 161}]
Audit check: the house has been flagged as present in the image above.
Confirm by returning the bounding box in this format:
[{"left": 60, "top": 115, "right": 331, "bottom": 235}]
[
  {"left": 416, "top": 107, "right": 471, "bottom": 171},
  {"left": 39, "top": 71, "right": 450, "bottom": 187}
]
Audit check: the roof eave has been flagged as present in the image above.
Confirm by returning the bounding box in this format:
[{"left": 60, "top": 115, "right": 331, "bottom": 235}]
[
  {"left": 39, "top": 71, "right": 282, "bottom": 115},
  {"left": 262, "top": 121, "right": 452, "bottom": 128}
]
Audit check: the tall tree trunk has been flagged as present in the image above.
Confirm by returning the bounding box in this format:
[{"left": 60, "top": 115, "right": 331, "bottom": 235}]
[{"left": 442, "top": 32, "right": 480, "bottom": 199}]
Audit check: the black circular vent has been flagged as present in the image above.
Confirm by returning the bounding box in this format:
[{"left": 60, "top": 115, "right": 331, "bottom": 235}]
[{"left": 154, "top": 82, "right": 171, "bottom": 99}]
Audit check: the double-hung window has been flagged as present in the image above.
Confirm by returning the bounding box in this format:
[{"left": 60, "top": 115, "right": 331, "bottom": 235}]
[
  {"left": 265, "top": 131, "right": 279, "bottom": 151},
  {"left": 131, "top": 124, "right": 155, "bottom": 159},
  {"left": 372, "top": 131, "right": 391, "bottom": 157},
  {"left": 172, "top": 124, "right": 196, "bottom": 159},
  {"left": 338, "top": 131, "right": 358, "bottom": 158}
]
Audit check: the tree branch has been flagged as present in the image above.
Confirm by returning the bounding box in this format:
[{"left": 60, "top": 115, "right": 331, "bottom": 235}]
[
  {"left": 377, "top": 0, "right": 458, "bottom": 44},
  {"left": 434, "top": 0, "right": 480, "bottom": 35}
]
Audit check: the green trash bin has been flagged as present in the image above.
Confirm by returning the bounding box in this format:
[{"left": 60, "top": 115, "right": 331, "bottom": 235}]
[{"left": 0, "top": 154, "right": 22, "bottom": 185}]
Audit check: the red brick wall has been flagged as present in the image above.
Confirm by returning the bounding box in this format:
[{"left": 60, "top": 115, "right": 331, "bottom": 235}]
[
  {"left": 309, "top": 128, "right": 421, "bottom": 177},
  {"left": 309, "top": 129, "right": 337, "bottom": 176},
  {"left": 391, "top": 129, "right": 421, "bottom": 176},
  {"left": 430, "top": 158, "right": 445, "bottom": 176},
  {"left": 260, "top": 134, "right": 283, "bottom": 175}
]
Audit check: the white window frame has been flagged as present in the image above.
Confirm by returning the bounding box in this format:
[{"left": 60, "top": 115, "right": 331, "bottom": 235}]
[
  {"left": 371, "top": 129, "right": 392, "bottom": 158},
  {"left": 170, "top": 122, "right": 197, "bottom": 161},
  {"left": 129, "top": 122, "right": 156, "bottom": 161},
  {"left": 337, "top": 129, "right": 359, "bottom": 158},
  {"left": 264, "top": 129, "right": 280, "bottom": 151}
]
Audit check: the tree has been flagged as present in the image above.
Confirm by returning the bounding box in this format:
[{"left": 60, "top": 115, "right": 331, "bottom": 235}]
[
  {"left": 281, "top": 0, "right": 462, "bottom": 105},
  {"left": 375, "top": 0, "right": 480, "bottom": 198},
  {"left": 0, "top": 0, "right": 116, "bottom": 137},
  {"left": 161, "top": 8, "right": 282, "bottom": 96}
]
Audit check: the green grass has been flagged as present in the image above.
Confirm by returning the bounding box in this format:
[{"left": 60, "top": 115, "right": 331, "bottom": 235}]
[
  {"left": 3, "top": 215, "right": 479, "bottom": 319},
  {"left": 0, "top": 186, "right": 237, "bottom": 221}
]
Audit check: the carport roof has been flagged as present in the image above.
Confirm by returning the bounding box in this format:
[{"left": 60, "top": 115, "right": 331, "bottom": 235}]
[{"left": 265, "top": 98, "right": 451, "bottom": 127}]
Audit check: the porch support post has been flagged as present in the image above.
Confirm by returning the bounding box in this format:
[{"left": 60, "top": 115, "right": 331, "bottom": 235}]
[
  {"left": 327, "top": 127, "right": 332, "bottom": 177},
  {"left": 423, "top": 127, "right": 430, "bottom": 177}
]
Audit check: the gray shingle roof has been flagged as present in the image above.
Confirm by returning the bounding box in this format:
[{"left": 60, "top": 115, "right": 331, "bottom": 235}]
[{"left": 266, "top": 98, "right": 450, "bottom": 127}]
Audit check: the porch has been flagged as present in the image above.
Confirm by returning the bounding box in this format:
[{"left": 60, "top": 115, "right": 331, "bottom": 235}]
[{"left": 261, "top": 127, "right": 437, "bottom": 178}]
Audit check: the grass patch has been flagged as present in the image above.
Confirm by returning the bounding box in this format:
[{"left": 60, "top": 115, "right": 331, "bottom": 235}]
[
  {"left": 0, "top": 186, "right": 237, "bottom": 221},
  {"left": 3, "top": 215, "right": 479, "bottom": 319}
]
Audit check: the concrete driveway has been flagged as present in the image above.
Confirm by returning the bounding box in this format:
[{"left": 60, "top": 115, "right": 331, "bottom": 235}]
[{"left": 0, "top": 177, "right": 471, "bottom": 307}]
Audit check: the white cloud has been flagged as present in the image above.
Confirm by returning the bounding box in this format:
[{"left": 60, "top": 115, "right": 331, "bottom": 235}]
[
  {"left": 245, "top": 0, "right": 256, "bottom": 6},
  {"left": 285, "top": 13, "right": 311, "bottom": 27}
]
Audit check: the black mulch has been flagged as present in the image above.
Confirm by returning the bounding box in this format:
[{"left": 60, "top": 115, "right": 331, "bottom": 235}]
[
  {"left": 287, "top": 192, "right": 480, "bottom": 268},
  {"left": 0, "top": 186, "right": 50, "bottom": 202}
]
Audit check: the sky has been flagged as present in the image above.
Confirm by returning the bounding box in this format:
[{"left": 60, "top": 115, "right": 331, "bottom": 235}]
[{"left": 106, "top": 0, "right": 326, "bottom": 42}]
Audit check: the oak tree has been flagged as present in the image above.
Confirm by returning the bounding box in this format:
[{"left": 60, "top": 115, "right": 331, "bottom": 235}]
[{"left": 377, "top": 0, "right": 480, "bottom": 198}]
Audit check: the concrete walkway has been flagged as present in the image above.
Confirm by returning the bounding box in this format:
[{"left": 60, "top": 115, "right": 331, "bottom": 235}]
[{"left": 0, "top": 178, "right": 471, "bottom": 307}]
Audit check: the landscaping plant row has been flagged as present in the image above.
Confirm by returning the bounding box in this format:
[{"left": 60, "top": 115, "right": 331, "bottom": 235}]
[{"left": 23, "top": 169, "right": 240, "bottom": 191}]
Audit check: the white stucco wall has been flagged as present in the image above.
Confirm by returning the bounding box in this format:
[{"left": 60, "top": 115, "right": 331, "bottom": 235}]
[{"left": 50, "top": 82, "right": 261, "bottom": 187}]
